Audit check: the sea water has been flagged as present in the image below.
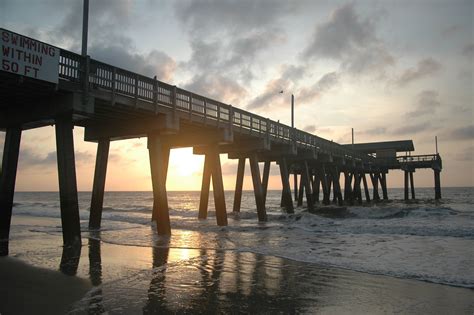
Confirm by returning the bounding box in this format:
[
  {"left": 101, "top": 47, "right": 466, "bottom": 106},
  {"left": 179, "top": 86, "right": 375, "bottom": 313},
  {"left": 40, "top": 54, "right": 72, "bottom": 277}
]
[{"left": 10, "top": 187, "right": 474, "bottom": 289}]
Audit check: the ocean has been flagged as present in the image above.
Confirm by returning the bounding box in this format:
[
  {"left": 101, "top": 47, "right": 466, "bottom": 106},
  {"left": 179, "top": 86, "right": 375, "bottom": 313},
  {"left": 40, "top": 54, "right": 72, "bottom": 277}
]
[{"left": 5, "top": 187, "right": 474, "bottom": 313}]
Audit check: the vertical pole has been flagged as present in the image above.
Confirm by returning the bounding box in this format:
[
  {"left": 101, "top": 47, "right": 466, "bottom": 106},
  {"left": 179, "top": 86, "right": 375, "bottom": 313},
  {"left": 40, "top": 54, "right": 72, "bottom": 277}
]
[
  {"left": 81, "top": 0, "right": 89, "bottom": 56},
  {"left": 435, "top": 136, "right": 438, "bottom": 155},
  {"left": 404, "top": 171, "right": 409, "bottom": 201},
  {"left": 313, "top": 171, "right": 320, "bottom": 202},
  {"left": 55, "top": 115, "right": 82, "bottom": 247},
  {"left": 353, "top": 171, "right": 362, "bottom": 204},
  {"left": 297, "top": 175, "right": 304, "bottom": 207},
  {"left": 291, "top": 94, "right": 294, "bottom": 128},
  {"left": 362, "top": 173, "right": 371, "bottom": 202},
  {"left": 434, "top": 170, "right": 441, "bottom": 200},
  {"left": 262, "top": 161, "right": 271, "bottom": 206},
  {"left": 332, "top": 168, "right": 343, "bottom": 206},
  {"left": 302, "top": 161, "right": 314, "bottom": 209},
  {"left": 151, "top": 146, "right": 170, "bottom": 222},
  {"left": 148, "top": 135, "right": 171, "bottom": 235},
  {"left": 198, "top": 153, "right": 212, "bottom": 219},
  {"left": 279, "top": 158, "right": 294, "bottom": 213},
  {"left": 326, "top": 173, "right": 333, "bottom": 204},
  {"left": 233, "top": 158, "right": 245, "bottom": 213},
  {"left": 380, "top": 172, "right": 388, "bottom": 200},
  {"left": 321, "top": 165, "right": 330, "bottom": 205},
  {"left": 0, "top": 127, "right": 22, "bottom": 256},
  {"left": 209, "top": 147, "right": 228, "bottom": 226},
  {"left": 293, "top": 173, "right": 298, "bottom": 201},
  {"left": 409, "top": 172, "right": 415, "bottom": 199},
  {"left": 89, "top": 139, "right": 110, "bottom": 229},
  {"left": 371, "top": 173, "right": 380, "bottom": 201},
  {"left": 249, "top": 154, "right": 267, "bottom": 222}
]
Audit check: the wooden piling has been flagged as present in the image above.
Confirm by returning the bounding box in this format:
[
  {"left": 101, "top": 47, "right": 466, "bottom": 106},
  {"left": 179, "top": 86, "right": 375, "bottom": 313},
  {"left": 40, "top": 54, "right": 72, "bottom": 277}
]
[
  {"left": 279, "top": 158, "right": 294, "bottom": 213},
  {"left": 148, "top": 135, "right": 171, "bottom": 235},
  {"left": 434, "top": 170, "right": 441, "bottom": 200},
  {"left": 209, "top": 147, "right": 228, "bottom": 226},
  {"left": 55, "top": 115, "right": 82, "bottom": 247},
  {"left": 262, "top": 161, "right": 271, "bottom": 206},
  {"left": 331, "top": 168, "right": 344, "bottom": 206},
  {"left": 0, "top": 126, "right": 22, "bottom": 256},
  {"left": 89, "top": 139, "right": 110, "bottom": 229},
  {"left": 249, "top": 155, "right": 267, "bottom": 221},
  {"left": 293, "top": 173, "right": 298, "bottom": 201},
  {"left": 199, "top": 152, "right": 212, "bottom": 219},
  {"left": 362, "top": 173, "right": 371, "bottom": 202},
  {"left": 344, "top": 172, "right": 353, "bottom": 204},
  {"left": 380, "top": 172, "right": 388, "bottom": 200},
  {"left": 404, "top": 171, "right": 409, "bottom": 201},
  {"left": 313, "top": 171, "right": 320, "bottom": 202},
  {"left": 370, "top": 173, "right": 381, "bottom": 201},
  {"left": 353, "top": 171, "right": 362, "bottom": 204},
  {"left": 302, "top": 161, "right": 314, "bottom": 209},
  {"left": 409, "top": 171, "right": 415, "bottom": 199},
  {"left": 297, "top": 173, "right": 304, "bottom": 207},
  {"left": 320, "top": 165, "right": 330, "bottom": 205},
  {"left": 232, "top": 158, "right": 245, "bottom": 213}
]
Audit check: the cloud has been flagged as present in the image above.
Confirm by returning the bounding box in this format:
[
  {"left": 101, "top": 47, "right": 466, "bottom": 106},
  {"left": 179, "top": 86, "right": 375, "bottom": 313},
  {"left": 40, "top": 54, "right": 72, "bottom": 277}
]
[
  {"left": 90, "top": 45, "right": 177, "bottom": 81},
  {"left": 450, "top": 125, "right": 474, "bottom": 140},
  {"left": 302, "top": 3, "right": 394, "bottom": 76},
  {"left": 361, "top": 127, "right": 388, "bottom": 136},
  {"left": 391, "top": 122, "right": 432, "bottom": 136},
  {"left": 298, "top": 72, "right": 340, "bottom": 104},
  {"left": 462, "top": 43, "right": 474, "bottom": 57},
  {"left": 395, "top": 58, "right": 442, "bottom": 87},
  {"left": 454, "top": 146, "right": 474, "bottom": 161},
  {"left": 405, "top": 90, "right": 441, "bottom": 117},
  {"left": 18, "top": 148, "right": 93, "bottom": 170},
  {"left": 184, "top": 74, "right": 248, "bottom": 105}
]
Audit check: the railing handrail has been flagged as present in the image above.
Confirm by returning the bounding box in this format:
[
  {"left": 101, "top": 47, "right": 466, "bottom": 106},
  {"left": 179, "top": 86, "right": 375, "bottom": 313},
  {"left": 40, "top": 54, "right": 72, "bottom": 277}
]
[{"left": 57, "top": 48, "right": 373, "bottom": 163}]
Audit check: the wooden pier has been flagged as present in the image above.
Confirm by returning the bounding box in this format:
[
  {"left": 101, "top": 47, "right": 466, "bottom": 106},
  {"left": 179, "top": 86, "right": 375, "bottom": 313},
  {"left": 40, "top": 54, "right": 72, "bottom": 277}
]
[{"left": 0, "top": 29, "right": 442, "bottom": 255}]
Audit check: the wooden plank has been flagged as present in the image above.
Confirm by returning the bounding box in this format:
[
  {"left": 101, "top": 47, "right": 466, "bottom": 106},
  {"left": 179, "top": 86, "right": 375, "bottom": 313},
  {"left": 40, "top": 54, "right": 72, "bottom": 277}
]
[{"left": 0, "top": 126, "right": 22, "bottom": 256}]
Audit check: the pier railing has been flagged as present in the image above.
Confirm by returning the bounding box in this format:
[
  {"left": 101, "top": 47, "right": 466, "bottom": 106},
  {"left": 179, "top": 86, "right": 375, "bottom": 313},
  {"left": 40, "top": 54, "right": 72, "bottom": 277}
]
[{"left": 58, "top": 49, "right": 372, "bottom": 163}]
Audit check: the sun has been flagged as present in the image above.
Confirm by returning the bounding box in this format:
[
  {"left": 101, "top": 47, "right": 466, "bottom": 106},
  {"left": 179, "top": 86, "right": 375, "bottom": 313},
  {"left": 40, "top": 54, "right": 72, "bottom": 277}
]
[{"left": 166, "top": 148, "right": 205, "bottom": 190}]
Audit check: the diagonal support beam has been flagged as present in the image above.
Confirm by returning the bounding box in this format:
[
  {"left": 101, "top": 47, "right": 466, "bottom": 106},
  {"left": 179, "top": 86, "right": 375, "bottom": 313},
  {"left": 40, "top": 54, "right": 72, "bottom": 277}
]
[
  {"left": 89, "top": 139, "right": 110, "bottom": 229},
  {"left": 249, "top": 154, "right": 267, "bottom": 222},
  {"left": 232, "top": 158, "right": 245, "bottom": 213},
  {"left": 279, "top": 158, "right": 294, "bottom": 213}
]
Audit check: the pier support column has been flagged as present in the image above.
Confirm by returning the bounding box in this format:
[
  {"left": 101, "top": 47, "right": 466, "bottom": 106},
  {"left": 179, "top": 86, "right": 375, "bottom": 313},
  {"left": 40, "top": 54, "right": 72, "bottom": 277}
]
[
  {"left": 0, "top": 126, "right": 22, "bottom": 256},
  {"left": 344, "top": 172, "right": 353, "bottom": 205},
  {"left": 380, "top": 172, "right": 388, "bottom": 200},
  {"left": 232, "top": 158, "right": 245, "bottom": 213},
  {"left": 55, "top": 115, "right": 82, "bottom": 247},
  {"left": 404, "top": 171, "right": 409, "bottom": 201},
  {"left": 353, "top": 172, "right": 362, "bottom": 204},
  {"left": 332, "top": 168, "right": 343, "bottom": 206},
  {"left": 279, "top": 158, "right": 294, "bottom": 213},
  {"left": 409, "top": 171, "right": 415, "bottom": 199},
  {"left": 293, "top": 173, "right": 298, "bottom": 201},
  {"left": 320, "top": 165, "right": 330, "bottom": 205},
  {"left": 209, "top": 147, "right": 228, "bottom": 226},
  {"left": 199, "top": 153, "right": 212, "bottom": 219},
  {"left": 434, "top": 170, "right": 441, "bottom": 200},
  {"left": 262, "top": 161, "right": 271, "bottom": 206},
  {"left": 89, "top": 139, "right": 110, "bottom": 229},
  {"left": 302, "top": 161, "right": 314, "bottom": 209},
  {"left": 297, "top": 174, "right": 304, "bottom": 207},
  {"left": 148, "top": 135, "right": 171, "bottom": 235},
  {"left": 362, "top": 173, "right": 371, "bottom": 202},
  {"left": 371, "top": 173, "right": 381, "bottom": 201},
  {"left": 249, "top": 154, "right": 267, "bottom": 221},
  {"left": 313, "top": 171, "right": 320, "bottom": 202}
]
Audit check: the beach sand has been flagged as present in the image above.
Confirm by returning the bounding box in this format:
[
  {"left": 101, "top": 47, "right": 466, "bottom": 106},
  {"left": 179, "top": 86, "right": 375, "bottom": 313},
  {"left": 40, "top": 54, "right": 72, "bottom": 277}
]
[{"left": 1, "top": 215, "right": 473, "bottom": 314}]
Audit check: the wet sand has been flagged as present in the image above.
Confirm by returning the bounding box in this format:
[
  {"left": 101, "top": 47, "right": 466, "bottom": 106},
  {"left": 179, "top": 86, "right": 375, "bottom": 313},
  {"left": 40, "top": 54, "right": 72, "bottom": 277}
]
[{"left": 1, "top": 215, "right": 473, "bottom": 314}]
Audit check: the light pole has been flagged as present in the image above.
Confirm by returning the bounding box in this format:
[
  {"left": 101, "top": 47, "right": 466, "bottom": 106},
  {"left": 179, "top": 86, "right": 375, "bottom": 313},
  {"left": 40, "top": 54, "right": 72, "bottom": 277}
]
[
  {"left": 82, "top": 0, "right": 89, "bottom": 56},
  {"left": 291, "top": 94, "right": 294, "bottom": 129}
]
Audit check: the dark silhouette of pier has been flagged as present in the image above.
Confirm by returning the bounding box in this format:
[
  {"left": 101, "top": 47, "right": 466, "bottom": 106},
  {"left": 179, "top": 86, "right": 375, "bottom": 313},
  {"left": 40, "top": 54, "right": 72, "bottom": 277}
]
[{"left": 0, "top": 29, "right": 442, "bottom": 255}]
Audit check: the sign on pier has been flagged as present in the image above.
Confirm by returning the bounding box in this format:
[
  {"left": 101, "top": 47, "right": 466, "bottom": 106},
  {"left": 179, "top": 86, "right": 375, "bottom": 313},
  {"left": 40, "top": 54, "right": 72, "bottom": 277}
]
[{"left": 1, "top": 28, "right": 59, "bottom": 83}]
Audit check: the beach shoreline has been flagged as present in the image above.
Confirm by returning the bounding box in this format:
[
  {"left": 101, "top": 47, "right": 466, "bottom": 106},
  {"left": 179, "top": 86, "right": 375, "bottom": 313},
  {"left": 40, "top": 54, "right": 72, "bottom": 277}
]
[{"left": 1, "top": 214, "right": 473, "bottom": 314}]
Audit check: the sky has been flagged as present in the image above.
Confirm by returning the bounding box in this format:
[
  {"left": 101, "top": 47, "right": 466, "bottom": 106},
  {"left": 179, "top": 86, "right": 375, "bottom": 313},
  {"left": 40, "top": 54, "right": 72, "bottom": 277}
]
[{"left": 0, "top": 0, "right": 473, "bottom": 191}]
